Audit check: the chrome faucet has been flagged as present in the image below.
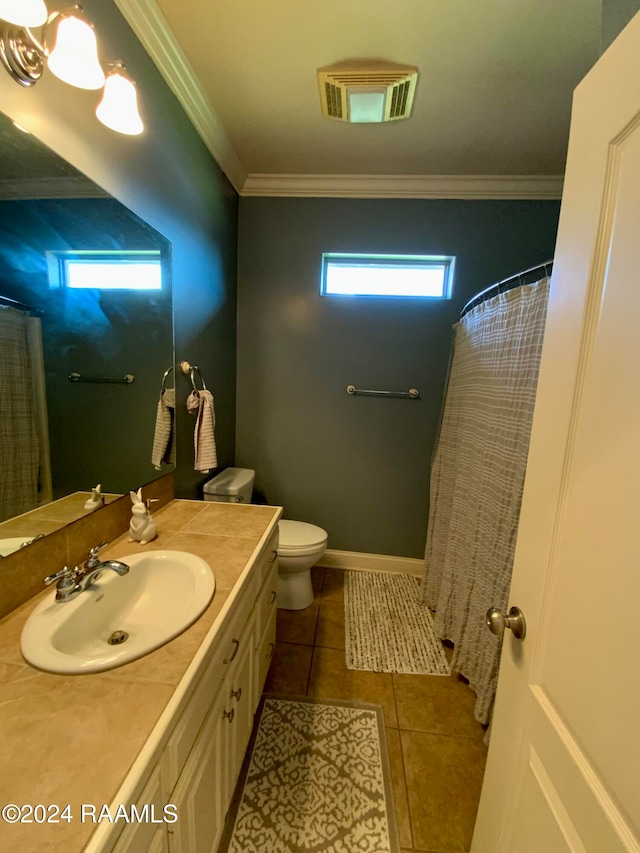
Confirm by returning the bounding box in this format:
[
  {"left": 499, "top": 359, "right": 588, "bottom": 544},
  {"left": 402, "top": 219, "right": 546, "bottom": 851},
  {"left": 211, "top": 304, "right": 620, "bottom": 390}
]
[
  {"left": 44, "top": 540, "right": 130, "bottom": 603},
  {"left": 0, "top": 533, "right": 46, "bottom": 560},
  {"left": 19, "top": 533, "right": 46, "bottom": 549}
]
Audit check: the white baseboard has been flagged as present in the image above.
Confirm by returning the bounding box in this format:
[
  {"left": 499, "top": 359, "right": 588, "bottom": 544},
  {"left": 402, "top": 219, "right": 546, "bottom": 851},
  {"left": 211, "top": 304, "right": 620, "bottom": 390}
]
[{"left": 316, "top": 548, "right": 424, "bottom": 576}]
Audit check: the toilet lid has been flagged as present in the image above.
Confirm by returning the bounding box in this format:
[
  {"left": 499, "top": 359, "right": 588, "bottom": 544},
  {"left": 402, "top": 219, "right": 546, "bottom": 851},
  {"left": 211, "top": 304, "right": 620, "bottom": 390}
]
[{"left": 278, "top": 520, "right": 327, "bottom": 552}]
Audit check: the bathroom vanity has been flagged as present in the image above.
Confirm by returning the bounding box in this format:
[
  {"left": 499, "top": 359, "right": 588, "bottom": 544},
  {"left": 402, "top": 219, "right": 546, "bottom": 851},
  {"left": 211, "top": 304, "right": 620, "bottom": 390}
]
[{"left": 0, "top": 500, "right": 282, "bottom": 853}]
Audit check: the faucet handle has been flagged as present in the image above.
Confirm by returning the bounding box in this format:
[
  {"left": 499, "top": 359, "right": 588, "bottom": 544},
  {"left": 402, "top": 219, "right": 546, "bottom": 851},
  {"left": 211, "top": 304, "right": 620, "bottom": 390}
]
[
  {"left": 88, "top": 540, "right": 108, "bottom": 558},
  {"left": 85, "top": 540, "right": 108, "bottom": 568},
  {"left": 44, "top": 566, "right": 77, "bottom": 586}
]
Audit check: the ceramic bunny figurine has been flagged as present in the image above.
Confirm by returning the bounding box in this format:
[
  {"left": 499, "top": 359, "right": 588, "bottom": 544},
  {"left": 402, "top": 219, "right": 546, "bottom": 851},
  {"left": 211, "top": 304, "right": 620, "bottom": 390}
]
[
  {"left": 84, "top": 484, "right": 104, "bottom": 511},
  {"left": 128, "top": 488, "right": 157, "bottom": 545}
]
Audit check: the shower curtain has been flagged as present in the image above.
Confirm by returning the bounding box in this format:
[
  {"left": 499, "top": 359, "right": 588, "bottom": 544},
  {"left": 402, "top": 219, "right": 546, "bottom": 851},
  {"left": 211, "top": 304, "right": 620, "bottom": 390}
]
[
  {"left": 421, "top": 276, "right": 550, "bottom": 725},
  {"left": 0, "top": 306, "right": 41, "bottom": 522}
]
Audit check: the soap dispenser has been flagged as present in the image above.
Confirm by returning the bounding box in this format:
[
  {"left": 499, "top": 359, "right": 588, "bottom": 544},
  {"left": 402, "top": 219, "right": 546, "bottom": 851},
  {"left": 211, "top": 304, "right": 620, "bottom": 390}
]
[{"left": 128, "top": 488, "right": 158, "bottom": 545}]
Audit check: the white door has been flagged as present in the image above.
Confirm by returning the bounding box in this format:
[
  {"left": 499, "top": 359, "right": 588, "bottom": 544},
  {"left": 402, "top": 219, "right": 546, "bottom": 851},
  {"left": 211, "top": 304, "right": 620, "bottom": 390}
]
[{"left": 472, "top": 13, "right": 640, "bottom": 853}]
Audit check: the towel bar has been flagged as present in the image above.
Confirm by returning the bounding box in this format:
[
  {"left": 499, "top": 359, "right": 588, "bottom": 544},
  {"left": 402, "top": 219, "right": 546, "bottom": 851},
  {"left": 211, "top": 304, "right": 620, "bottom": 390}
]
[
  {"left": 69, "top": 372, "right": 134, "bottom": 384},
  {"left": 346, "top": 385, "right": 419, "bottom": 399}
]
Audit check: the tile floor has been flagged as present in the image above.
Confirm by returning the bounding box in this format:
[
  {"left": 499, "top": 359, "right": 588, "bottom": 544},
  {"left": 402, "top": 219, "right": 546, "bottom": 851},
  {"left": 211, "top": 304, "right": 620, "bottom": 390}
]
[{"left": 262, "top": 567, "right": 488, "bottom": 853}]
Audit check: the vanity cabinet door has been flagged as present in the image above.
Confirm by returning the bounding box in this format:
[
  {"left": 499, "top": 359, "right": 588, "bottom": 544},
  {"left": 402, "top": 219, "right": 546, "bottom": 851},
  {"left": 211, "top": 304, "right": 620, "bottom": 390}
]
[
  {"left": 167, "top": 693, "right": 226, "bottom": 853},
  {"left": 222, "top": 621, "right": 255, "bottom": 797},
  {"left": 255, "top": 614, "right": 277, "bottom": 709},
  {"left": 253, "top": 558, "right": 278, "bottom": 711},
  {"left": 111, "top": 766, "right": 169, "bottom": 853}
]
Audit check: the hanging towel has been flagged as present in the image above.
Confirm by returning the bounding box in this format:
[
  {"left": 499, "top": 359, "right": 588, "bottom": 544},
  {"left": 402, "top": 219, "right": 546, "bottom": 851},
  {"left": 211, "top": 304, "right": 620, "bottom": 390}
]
[
  {"left": 186, "top": 389, "right": 217, "bottom": 473},
  {"left": 151, "top": 388, "right": 175, "bottom": 469}
]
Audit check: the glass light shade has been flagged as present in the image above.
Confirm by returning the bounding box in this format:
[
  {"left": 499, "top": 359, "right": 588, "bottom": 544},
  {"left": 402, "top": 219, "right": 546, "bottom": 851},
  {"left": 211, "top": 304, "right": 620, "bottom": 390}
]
[
  {"left": 96, "top": 71, "right": 144, "bottom": 135},
  {"left": 348, "top": 89, "right": 386, "bottom": 123},
  {"left": 0, "top": 0, "right": 47, "bottom": 27},
  {"left": 47, "top": 15, "right": 105, "bottom": 90}
]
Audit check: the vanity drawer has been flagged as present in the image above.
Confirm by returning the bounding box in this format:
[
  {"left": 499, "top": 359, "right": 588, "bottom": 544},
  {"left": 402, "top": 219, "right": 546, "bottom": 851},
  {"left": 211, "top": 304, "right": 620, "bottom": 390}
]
[
  {"left": 255, "top": 531, "right": 278, "bottom": 588},
  {"left": 161, "top": 575, "right": 256, "bottom": 795},
  {"left": 255, "top": 559, "right": 278, "bottom": 641}
]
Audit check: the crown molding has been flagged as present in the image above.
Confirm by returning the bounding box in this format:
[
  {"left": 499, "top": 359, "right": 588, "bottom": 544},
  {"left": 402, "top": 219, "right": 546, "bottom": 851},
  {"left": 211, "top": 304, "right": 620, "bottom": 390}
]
[
  {"left": 113, "top": 0, "right": 246, "bottom": 193},
  {"left": 241, "top": 173, "right": 564, "bottom": 199}
]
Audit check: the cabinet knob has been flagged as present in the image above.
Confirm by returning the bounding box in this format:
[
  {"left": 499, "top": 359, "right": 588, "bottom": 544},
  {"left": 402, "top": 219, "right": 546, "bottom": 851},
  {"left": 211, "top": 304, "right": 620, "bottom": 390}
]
[
  {"left": 268, "top": 590, "right": 277, "bottom": 605},
  {"left": 223, "top": 708, "right": 235, "bottom": 723},
  {"left": 267, "top": 643, "right": 275, "bottom": 660},
  {"left": 268, "top": 550, "right": 277, "bottom": 563}
]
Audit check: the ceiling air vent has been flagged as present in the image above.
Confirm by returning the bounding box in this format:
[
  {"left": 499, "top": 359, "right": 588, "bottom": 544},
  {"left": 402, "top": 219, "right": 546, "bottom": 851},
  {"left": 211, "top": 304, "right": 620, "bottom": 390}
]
[{"left": 317, "top": 61, "right": 418, "bottom": 123}]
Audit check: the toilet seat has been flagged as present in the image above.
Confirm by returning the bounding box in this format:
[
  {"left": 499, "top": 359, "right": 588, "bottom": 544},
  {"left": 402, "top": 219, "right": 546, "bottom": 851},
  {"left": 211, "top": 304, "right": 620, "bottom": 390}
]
[{"left": 278, "top": 520, "right": 327, "bottom": 556}]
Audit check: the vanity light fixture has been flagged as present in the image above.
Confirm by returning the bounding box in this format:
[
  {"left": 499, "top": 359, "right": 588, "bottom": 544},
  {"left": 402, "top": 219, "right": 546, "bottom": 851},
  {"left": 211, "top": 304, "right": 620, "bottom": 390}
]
[
  {"left": 96, "top": 65, "right": 143, "bottom": 135},
  {"left": 46, "top": 11, "right": 104, "bottom": 90},
  {"left": 0, "top": 3, "right": 144, "bottom": 134},
  {"left": 0, "top": 0, "right": 47, "bottom": 28}
]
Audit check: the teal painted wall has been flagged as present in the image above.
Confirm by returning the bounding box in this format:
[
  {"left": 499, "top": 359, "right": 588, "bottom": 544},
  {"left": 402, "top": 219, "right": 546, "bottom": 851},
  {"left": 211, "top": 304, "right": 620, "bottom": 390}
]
[
  {"left": 601, "top": 0, "right": 640, "bottom": 52},
  {"left": 237, "top": 198, "right": 560, "bottom": 558}
]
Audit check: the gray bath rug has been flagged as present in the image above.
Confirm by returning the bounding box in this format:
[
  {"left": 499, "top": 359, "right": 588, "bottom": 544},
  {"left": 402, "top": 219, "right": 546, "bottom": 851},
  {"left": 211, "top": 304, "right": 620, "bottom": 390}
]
[
  {"left": 223, "top": 696, "right": 400, "bottom": 853},
  {"left": 344, "top": 571, "right": 451, "bottom": 675}
]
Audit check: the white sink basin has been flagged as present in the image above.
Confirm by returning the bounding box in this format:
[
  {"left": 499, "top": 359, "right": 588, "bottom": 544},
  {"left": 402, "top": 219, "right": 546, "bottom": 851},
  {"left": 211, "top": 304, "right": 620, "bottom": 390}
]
[
  {"left": 21, "top": 550, "right": 215, "bottom": 674},
  {"left": 0, "top": 536, "right": 36, "bottom": 557}
]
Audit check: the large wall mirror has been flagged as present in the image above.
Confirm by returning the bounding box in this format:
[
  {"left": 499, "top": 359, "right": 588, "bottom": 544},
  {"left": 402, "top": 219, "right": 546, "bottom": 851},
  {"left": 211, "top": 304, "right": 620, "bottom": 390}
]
[{"left": 0, "top": 111, "right": 174, "bottom": 555}]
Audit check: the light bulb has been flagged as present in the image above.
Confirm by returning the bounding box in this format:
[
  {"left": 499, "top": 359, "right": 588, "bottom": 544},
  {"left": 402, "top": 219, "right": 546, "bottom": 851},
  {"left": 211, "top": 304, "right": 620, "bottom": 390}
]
[
  {"left": 0, "top": 0, "right": 47, "bottom": 28},
  {"left": 47, "top": 14, "right": 105, "bottom": 90},
  {"left": 96, "top": 70, "right": 144, "bottom": 136}
]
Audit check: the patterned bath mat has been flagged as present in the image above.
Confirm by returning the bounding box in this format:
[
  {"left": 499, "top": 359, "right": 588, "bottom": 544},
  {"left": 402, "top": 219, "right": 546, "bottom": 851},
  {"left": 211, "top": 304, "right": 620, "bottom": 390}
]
[
  {"left": 345, "top": 571, "right": 451, "bottom": 675},
  {"left": 222, "top": 696, "right": 400, "bottom": 853}
]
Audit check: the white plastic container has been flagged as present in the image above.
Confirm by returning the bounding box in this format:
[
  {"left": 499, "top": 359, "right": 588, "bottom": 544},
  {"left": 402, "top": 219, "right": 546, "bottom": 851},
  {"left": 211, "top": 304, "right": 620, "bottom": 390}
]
[{"left": 202, "top": 467, "right": 255, "bottom": 503}]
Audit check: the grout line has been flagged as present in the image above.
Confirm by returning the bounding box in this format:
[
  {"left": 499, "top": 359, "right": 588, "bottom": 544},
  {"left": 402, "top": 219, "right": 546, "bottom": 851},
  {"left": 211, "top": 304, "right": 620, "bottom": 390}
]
[
  {"left": 398, "top": 725, "right": 488, "bottom": 742},
  {"left": 390, "top": 650, "right": 414, "bottom": 849},
  {"left": 312, "top": 600, "right": 321, "bottom": 647},
  {"left": 306, "top": 644, "right": 315, "bottom": 696},
  {"left": 396, "top": 728, "right": 414, "bottom": 851},
  {"left": 307, "top": 567, "right": 324, "bottom": 699}
]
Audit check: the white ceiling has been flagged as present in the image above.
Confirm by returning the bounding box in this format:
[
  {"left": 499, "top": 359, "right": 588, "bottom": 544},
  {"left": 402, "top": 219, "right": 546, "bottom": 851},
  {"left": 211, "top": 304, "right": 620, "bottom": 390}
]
[{"left": 116, "top": 0, "right": 602, "bottom": 197}]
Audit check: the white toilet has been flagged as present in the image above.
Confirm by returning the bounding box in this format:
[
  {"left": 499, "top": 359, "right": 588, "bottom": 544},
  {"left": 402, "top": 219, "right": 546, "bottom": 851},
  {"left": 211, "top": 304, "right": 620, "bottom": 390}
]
[
  {"left": 203, "top": 468, "right": 328, "bottom": 610},
  {"left": 277, "top": 519, "right": 328, "bottom": 610}
]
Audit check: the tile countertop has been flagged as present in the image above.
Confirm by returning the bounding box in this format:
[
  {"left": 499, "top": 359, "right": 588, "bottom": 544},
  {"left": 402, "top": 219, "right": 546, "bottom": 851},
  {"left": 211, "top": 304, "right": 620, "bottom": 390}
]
[{"left": 0, "top": 499, "right": 281, "bottom": 853}]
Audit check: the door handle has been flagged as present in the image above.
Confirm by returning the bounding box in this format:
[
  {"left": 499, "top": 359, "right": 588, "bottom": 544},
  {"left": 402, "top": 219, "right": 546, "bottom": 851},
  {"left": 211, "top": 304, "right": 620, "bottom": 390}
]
[{"left": 486, "top": 606, "right": 526, "bottom": 640}]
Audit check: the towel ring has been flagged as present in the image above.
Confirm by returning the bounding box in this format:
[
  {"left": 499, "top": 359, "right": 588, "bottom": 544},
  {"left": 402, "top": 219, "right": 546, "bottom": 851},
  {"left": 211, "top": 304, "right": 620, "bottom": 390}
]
[
  {"left": 190, "top": 366, "right": 207, "bottom": 392},
  {"left": 161, "top": 365, "right": 174, "bottom": 392},
  {"left": 180, "top": 360, "right": 208, "bottom": 391}
]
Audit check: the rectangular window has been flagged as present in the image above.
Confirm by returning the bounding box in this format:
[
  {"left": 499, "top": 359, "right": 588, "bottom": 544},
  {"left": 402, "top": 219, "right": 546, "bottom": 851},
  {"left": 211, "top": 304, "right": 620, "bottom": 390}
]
[
  {"left": 321, "top": 253, "right": 454, "bottom": 298},
  {"left": 47, "top": 251, "right": 162, "bottom": 291}
]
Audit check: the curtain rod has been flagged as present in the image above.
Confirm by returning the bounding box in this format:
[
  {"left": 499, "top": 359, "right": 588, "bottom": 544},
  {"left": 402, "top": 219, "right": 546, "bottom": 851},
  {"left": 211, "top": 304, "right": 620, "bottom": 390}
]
[
  {"left": 460, "top": 259, "right": 553, "bottom": 319},
  {"left": 0, "top": 293, "right": 32, "bottom": 312}
]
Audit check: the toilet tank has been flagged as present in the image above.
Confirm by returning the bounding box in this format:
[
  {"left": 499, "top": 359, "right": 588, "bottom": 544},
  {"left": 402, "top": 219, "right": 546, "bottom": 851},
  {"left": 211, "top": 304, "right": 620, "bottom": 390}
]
[{"left": 203, "top": 467, "right": 255, "bottom": 503}]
